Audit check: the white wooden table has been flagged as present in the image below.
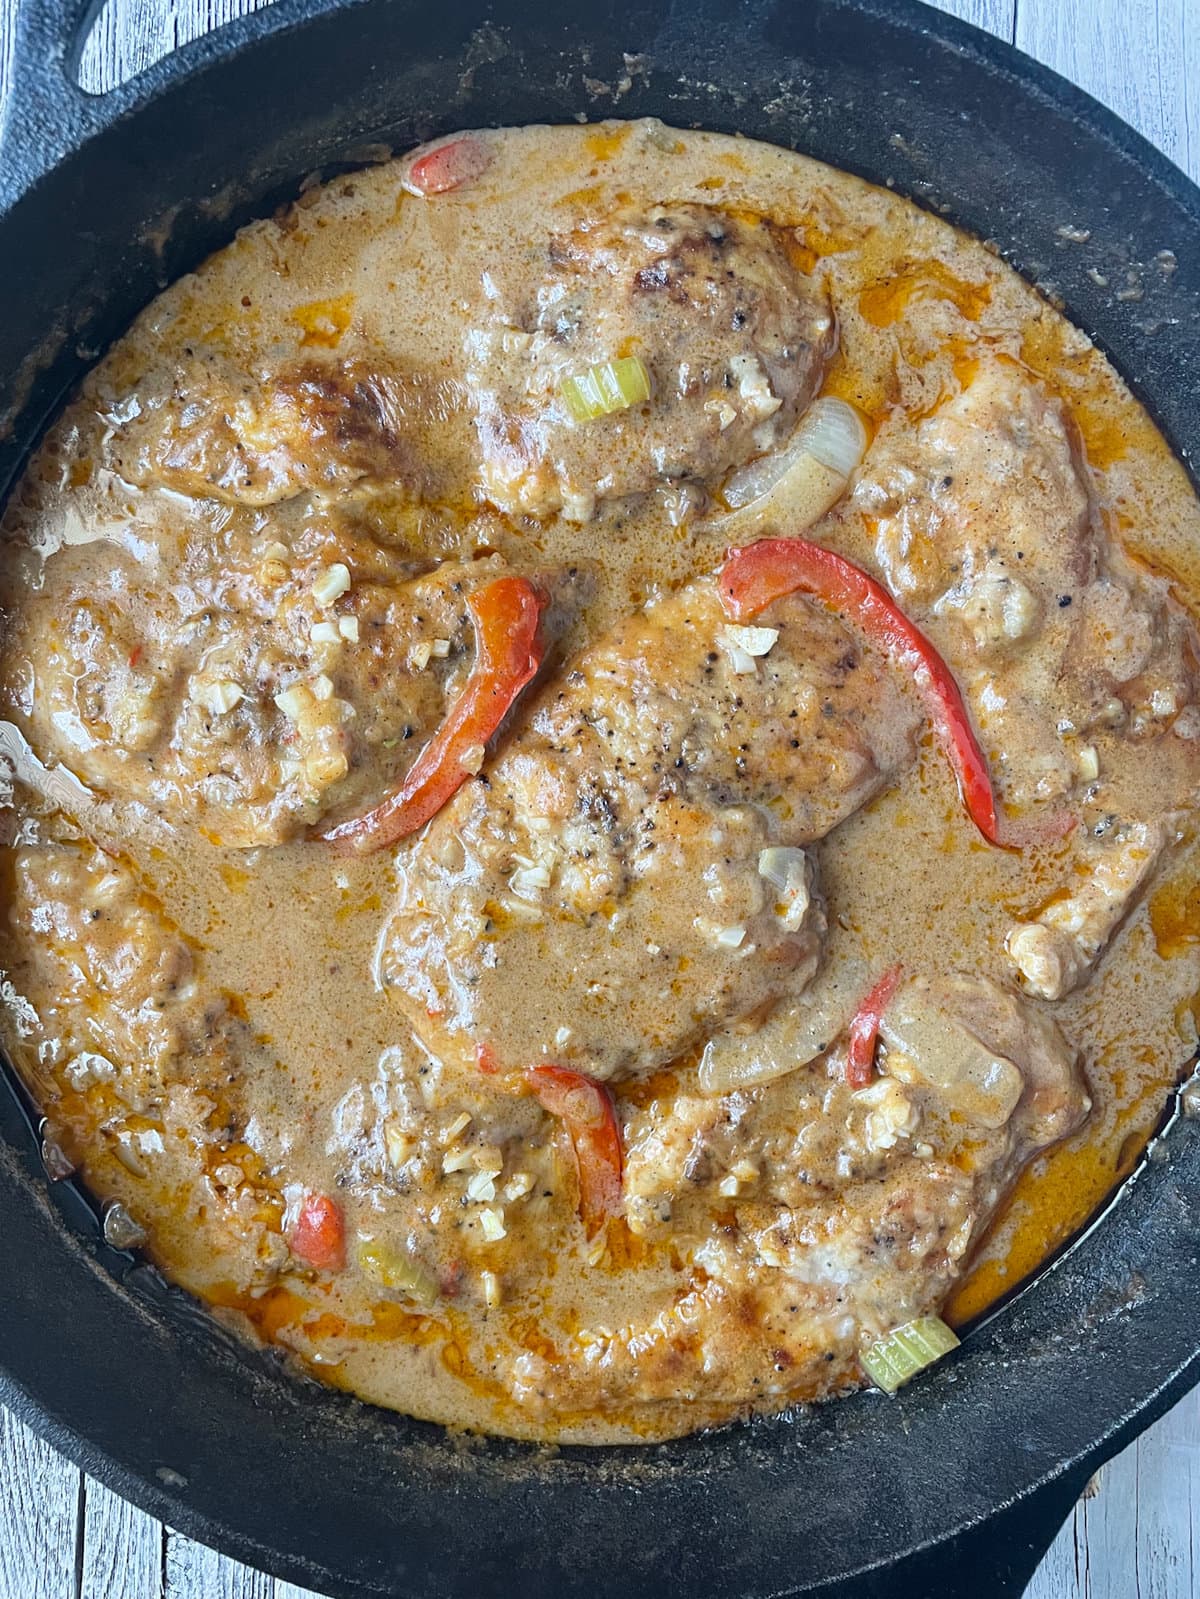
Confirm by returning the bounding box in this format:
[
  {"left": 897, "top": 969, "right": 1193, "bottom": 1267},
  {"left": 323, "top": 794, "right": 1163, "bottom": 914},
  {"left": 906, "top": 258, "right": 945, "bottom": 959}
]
[{"left": 0, "top": 0, "right": 1197, "bottom": 1592}]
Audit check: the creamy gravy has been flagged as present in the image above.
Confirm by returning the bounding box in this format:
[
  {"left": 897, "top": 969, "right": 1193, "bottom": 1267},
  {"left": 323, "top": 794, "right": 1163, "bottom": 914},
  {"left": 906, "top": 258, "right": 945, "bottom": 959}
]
[{"left": 0, "top": 120, "right": 1198, "bottom": 1443}]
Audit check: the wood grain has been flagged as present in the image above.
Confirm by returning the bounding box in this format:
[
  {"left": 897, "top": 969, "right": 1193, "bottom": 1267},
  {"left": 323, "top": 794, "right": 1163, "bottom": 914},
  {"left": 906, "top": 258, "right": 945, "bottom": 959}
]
[
  {"left": 1, "top": 2, "right": 1198, "bottom": 1597},
  {"left": 79, "top": 1481, "right": 162, "bottom": 1599},
  {"left": 0, "top": 1410, "right": 80, "bottom": 1599},
  {"left": 165, "top": 1531, "right": 276, "bottom": 1598}
]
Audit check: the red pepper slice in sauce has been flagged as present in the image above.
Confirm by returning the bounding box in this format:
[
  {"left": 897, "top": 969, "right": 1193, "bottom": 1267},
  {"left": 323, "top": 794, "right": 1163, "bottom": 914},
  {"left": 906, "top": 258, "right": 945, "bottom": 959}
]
[
  {"left": 718, "top": 537, "right": 1004, "bottom": 846},
  {"left": 288, "top": 1191, "right": 346, "bottom": 1271},
  {"left": 320, "top": 575, "right": 546, "bottom": 854},
  {"left": 405, "top": 137, "right": 491, "bottom": 196},
  {"left": 845, "top": 964, "right": 905, "bottom": 1089},
  {"left": 528, "top": 1065, "right": 624, "bottom": 1240}
]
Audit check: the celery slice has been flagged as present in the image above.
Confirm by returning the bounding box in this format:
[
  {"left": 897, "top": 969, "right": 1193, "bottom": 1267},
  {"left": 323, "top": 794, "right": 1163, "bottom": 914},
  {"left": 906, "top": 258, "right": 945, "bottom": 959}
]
[
  {"left": 357, "top": 1239, "right": 440, "bottom": 1307},
  {"left": 560, "top": 357, "right": 651, "bottom": 421},
  {"left": 861, "top": 1315, "right": 960, "bottom": 1393}
]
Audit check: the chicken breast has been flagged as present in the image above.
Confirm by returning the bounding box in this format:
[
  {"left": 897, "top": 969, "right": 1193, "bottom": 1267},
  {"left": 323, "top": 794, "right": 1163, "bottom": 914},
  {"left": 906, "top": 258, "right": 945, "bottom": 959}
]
[
  {"left": 5, "top": 840, "right": 288, "bottom": 1295},
  {"left": 2, "top": 518, "right": 566, "bottom": 847},
  {"left": 468, "top": 203, "right": 834, "bottom": 521},
  {"left": 379, "top": 572, "right": 920, "bottom": 1081},
  {"left": 100, "top": 353, "right": 437, "bottom": 508},
  {"left": 854, "top": 359, "right": 1200, "bottom": 996},
  {"left": 514, "top": 973, "right": 1087, "bottom": 1420}
]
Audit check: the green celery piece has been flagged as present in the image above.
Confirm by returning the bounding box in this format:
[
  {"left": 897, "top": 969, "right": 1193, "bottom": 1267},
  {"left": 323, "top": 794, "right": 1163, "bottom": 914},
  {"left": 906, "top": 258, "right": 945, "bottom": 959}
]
[
  {"left": 357, "top": 1239, "right": 440, "bottom": 1308},
  {"left": 560, "top": 357, "right": 651, "bottom": 421},
  {"left": 861, "top": 1315, "right": 960, "bottom": 1394}
]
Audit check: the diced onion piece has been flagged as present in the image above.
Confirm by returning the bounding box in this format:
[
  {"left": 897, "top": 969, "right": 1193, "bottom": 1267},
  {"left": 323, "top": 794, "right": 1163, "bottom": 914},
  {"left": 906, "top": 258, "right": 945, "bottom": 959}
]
[
  {"left": 0, "top": 721, "right": 94, "bottom": 816},
  {"left": 560, "top": 357, "right": 651, "bottom": 422},
  {"left": 479, "top": 1207, "right": 507, "bottom": 1242},
  {"left": 721, "top": 396, "right": 868, "bottom": 515},
  {"left": 861, "top": 1315, "right": 960, "bottom": 1393},
  {"left": 757, "top": 845, "right": 806, "bottom": 891},
  {"left": 312, "top": 563, "right": 351, "bottom": 606},
  {"left": 356, "top": 1239, "right": 440, "bottom": 1307},
  {"left": 718, "top": 618, "right": 780, "bottom": 675}
]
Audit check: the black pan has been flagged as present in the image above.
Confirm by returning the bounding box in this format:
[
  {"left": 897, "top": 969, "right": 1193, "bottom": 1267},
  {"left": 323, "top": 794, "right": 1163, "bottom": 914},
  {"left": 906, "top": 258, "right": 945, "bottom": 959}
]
[{"left": 2, "top": 2, "right": 1199, "bottom": 1595}]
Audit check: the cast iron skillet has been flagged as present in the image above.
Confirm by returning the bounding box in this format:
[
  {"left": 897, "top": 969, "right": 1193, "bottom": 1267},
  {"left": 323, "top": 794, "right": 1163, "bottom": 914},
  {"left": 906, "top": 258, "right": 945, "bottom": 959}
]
[{"left": 2, "top": 1, "right": 1200, "bottom": 1594}]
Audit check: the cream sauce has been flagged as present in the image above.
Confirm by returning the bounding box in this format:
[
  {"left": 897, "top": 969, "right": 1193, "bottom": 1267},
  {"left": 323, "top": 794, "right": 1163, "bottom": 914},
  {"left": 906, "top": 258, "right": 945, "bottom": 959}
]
[{"left": 1, "top": 120, "right": 1198, "bottom": 1442}]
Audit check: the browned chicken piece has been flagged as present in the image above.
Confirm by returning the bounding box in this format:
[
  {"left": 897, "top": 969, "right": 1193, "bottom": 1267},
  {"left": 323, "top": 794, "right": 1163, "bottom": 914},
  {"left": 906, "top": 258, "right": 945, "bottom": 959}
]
[
  {"left": 515, "top": 972, "right": 1087, "bottom": 1419},
  {"left": 6, "top": 841, "right": 288, "bottom": 1295},
  {"left": 98, "top": 352, "right": 441, "bottom": 508},
  {"left": 853, "top": 359, "right": 1200, "bottom": 997},
  {"left": 468, "top": 203, "right": 834, "bottom": 521},
  {"left": 379, "top": 573, "right": 920, "bottom": 1081},
  {"left": 3, "top": 525, "right": 565, "bottom": 847}
]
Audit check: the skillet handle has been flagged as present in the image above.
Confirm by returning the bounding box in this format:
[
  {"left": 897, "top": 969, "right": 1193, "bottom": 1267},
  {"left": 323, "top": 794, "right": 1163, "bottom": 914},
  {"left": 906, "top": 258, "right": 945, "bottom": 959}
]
[
  {"left": 0, "top": 0, "right": 108, "bottom": 209},
  {"left": 0, "top": 0, "right": 318, "bottom": 212}
]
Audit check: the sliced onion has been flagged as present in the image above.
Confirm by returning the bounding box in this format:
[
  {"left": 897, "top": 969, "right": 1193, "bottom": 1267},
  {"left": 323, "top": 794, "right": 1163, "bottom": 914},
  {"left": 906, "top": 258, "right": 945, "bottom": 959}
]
[
  {"left": 0, "top": 721, "right": 93, "bottom": 815},
  {"left": 697, "top": 959, "right": 868, "bottom": 1095},
  {"left": 719, "top": 395, "right": 869, "bottom": 518}
]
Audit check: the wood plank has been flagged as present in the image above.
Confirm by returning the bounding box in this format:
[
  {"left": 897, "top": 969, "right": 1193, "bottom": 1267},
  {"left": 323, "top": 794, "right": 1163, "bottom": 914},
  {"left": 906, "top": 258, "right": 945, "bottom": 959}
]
[
  {"left": 0, "top": 1410, "right": 80, "bottom": 1599},
  {"left": 1016, "top": 0, "right": 1199, "bottom": 181},
  {"left": 930, "top": 0, "right": 1016, "bottom": 40},
  {"left": 79, "top": 1479, "right": 163, "bottom": 1599},
  {"left": 77, "top": 0, "right": 273, "bottom": 93},
  {"left": 164, "top": 1530, "right": 275, "bottom": 1598}
]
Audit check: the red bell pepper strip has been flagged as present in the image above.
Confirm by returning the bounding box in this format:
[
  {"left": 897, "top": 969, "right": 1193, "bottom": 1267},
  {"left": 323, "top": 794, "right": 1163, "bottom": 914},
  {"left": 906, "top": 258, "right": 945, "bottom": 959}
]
[
  {"left": 528, "top": 1064, "right": 624, "bottom": 1239},
  {"left": 320, "top": 575, "right": 546, "bottom": 854},
  {"left": 404, "top": 136, "right": 491, "bottom": 196},
  {"left": 845, "top": 964, "right": 904, "bottom": 1088},
  {"left": 719, "top": 537, "right": 1002, "bottom": 846},
  {"left": 288, "top": 1191, "right": 345, "bottom": 1271}
]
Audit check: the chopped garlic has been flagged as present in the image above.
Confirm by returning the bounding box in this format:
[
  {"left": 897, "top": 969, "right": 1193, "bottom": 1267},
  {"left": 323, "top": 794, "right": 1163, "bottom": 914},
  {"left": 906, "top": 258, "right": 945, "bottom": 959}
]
[
  {"left": 723, "top": 623, "right": 779, "bottom": 656},
  {"left": 409, "top": 641, "right": 433, "bottom": 671},
  {"left": 312, "top": 562, "right": 351, "bottom": 606},
  {"left": 554, "top": 1026, "right": 572, "bottom": 1048},
  {"left": 194, "top": 680, "right": 243, "bottom": 715},
  {"left": 273, "top": 684, "right": 313, "bottom": 721},
  {"left": 430, "top": 638, "right": 451, "bottom": 659},
  {"left": 261, "top": 541, "right": 289, "bottom": 561},
  {"left": 1077, "top": 744, "right": 1100, "bottom": 782},
  {"left": 442, "top": 1148, "right": 475, "bottom": 1174},
  {"left": 310, "top": 674, "right": 335, "bottom": 701},
  {"left": 504, "top": 1172, "right": 534, "bottom": 1201},
  {"left": 441, "top": 1111, "right": 472, "bottom": 1144},
  {"left": 465, "top": 1171, "right": 498, "bottom": 1203},
  {"left": 509, "top": 863, "right": 551, "bottom": 899},
  {"left": 479, "top": 1207, "right": 507, "bottom": 1242},
  {"left": 470, "top": 1146, "right": 504, "bottom": 1174},
  {"left": 459, "top": 742, "right": 486, "bottom": 775},
  {"left": 716, "top": 624, "right": 778, "bottom": 675},
  {"left": 718, "top": 1174, "right": 741, "bottom": 1197},
  {"left": 338, "top": 616, "right": 360, "bottom": 642},
  {"left": 384, "top": 1124, "right": 412, "bottom": 1168},
  {"left": 731, "top": 1159, "right": 759, "bottom": 1183},
  {"left": 855, "top": 1077, "right": 919, "bottom": 1153},
  {"left": 714, "top": 924, "right": 747, "bottom": 950},
  {"left": 758, "top": 846, "right": 811, "bottom": 930},
  {"left": 311, "top": 621, "right": 342, "bottom": 645},
  {"left": 482, "top": 1270, "right": 500, "bottom": 1308}
]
